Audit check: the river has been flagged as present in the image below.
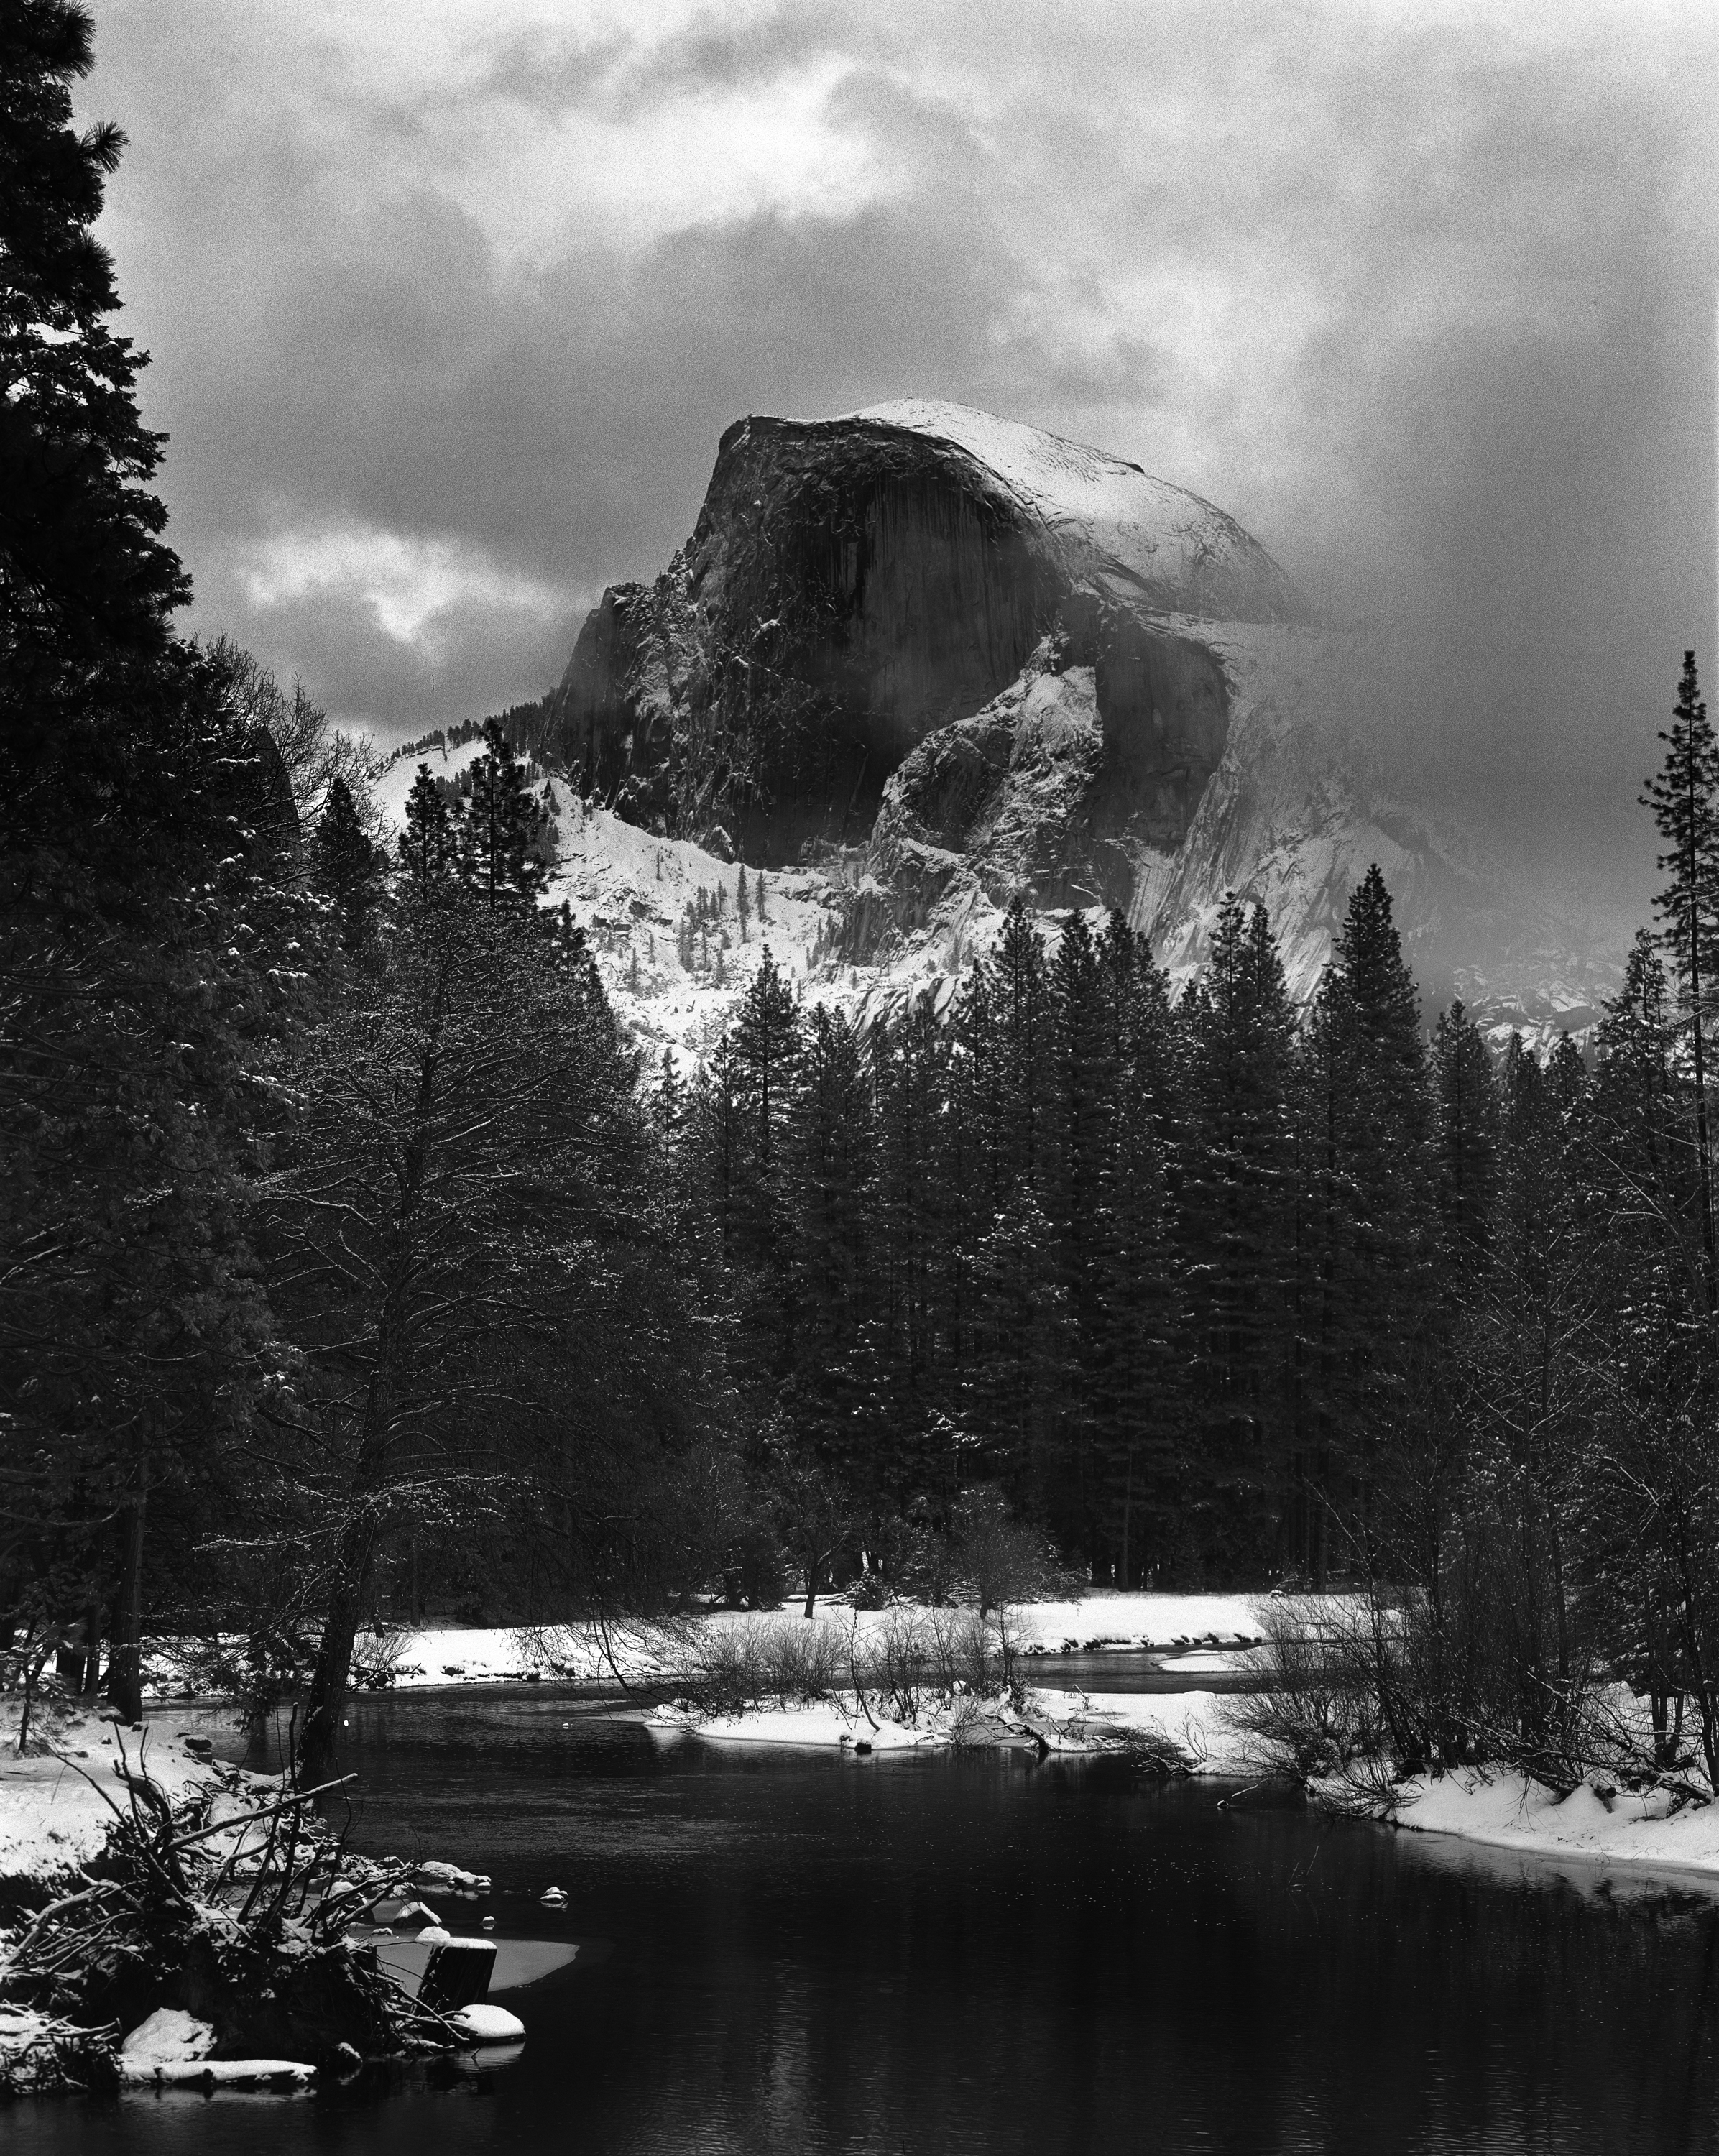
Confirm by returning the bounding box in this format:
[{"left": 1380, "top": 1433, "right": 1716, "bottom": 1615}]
[{"left": 11, "top": 1685, "right": 1719, "bottom": 2154}]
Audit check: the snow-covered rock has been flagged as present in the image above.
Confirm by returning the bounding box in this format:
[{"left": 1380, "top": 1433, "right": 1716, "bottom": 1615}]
[
  {"left": 120, "top": 2007, "right": 216, "bottom": 2068},
  {"left": 114, "top": 2007, "right": 315, "bottom": 2088},
  {"left": 448, "top": 2002, "right": 525, "bottom": 2044}
]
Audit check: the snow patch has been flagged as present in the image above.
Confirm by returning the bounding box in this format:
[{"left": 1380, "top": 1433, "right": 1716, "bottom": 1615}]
[
  {"left": 120, "top": 2007, "right": 216, "bottom": 2068},
  {"left": 1391, "top": 1766, "right": 1719, "bottom": 1884}
]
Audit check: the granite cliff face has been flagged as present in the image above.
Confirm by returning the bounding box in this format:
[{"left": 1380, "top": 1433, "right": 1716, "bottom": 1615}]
[
  {"left": 547, "top": 401, "right": 1617, "bottom": 1041},
  {"left": 551, "top": 401, "right": 1305, "bottom": 866}
]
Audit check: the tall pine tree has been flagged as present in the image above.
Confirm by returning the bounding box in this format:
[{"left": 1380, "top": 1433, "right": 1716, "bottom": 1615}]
[
  {"left": 1298, "top": 865, "right": 1433, "bottom": 1578},
  {"left": 1181, "top": 895, "right": 1295, "bottom": 1570},
  {"left": 399, "top": 763, "right": 456, "bottom": 885},
  {"left": 1641, "top": 651, "right": 1719, "bottom": 1313},
  {"left": 460, "top": 718, "right": 549, "bottom": 912},
  {"left": 309, "top": 774, "right": 380, "bottom": 949}
]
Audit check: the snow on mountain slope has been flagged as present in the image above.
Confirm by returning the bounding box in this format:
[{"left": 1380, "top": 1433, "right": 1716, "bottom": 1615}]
[
  {"left": 365, "top": 762, "right": 1059, "bottom": 1064},
  {"left": 541, "top": 798, "right": 842, "bottom": 1063},
  {"left": 849, "top": 400, "right": 1307, "bottom": 625},
  {"left": 372, "top": 734, "right": 495, "bottom": 827}
]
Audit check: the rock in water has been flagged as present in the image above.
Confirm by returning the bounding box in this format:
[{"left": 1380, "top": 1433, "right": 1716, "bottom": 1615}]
[
  {"left": 448, "top": 2003, "right": 525, "bottom": 2045},
  {"left": 119, "top": 2007, "right": 216, "bottom": 2068}
]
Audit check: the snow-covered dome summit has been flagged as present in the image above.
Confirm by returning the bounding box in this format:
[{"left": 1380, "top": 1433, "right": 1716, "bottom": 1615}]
[{"left": 844, "top": 398, "right": 1310, "bottom": 627}]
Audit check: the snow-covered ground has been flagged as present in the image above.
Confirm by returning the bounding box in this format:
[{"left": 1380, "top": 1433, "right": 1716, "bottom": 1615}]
[
  {"left": 0, "top": 1706, "right": 272, "bottom": 1890},
  {"left": 1387, "top": 1768, "right": 1719, "bottom": 1886},
  {"left": 644, "top": 1683, "right": 1248, "bottom": 1769},
  {"left": 349, "top": 1593, "right": 1285, "bottom": 1692},
  {"left": 670, "top": 1700, "right": 951, "bottom": 1752}
]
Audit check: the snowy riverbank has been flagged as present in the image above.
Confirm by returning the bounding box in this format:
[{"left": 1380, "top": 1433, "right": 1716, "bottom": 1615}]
[
  {"left": 1385, "top": 1767, "right": 1719, "bottom": 1886},
  {"left": 22, "top": 1594, "right": 1719, "bottom": 1902},
  {"left": 646, "top": 1685, "right": 1251, "bottom": 1769},
  {"left": 0, "top": 1708, "right": 272, "bottom": 1899},
  {"left": 311, "top": 1591, "right": 1300, "bottom": 1695},
  {"left": 0, "top": 1700, "right": 522, "bottom": 2095}
]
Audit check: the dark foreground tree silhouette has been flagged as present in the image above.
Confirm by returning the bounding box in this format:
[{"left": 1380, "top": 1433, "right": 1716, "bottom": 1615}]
[
  {"left": 0, "top": 0, "right": 190, "bottom": 806},
  {"left": 309, "top": 775, "right": 382, "bottom": 949},
  {"left": 262, "top": 888, "right": 653, "bottom": 1779},
  {"left": 1, "top": 5, "right": 310, "bottom": 1723}
]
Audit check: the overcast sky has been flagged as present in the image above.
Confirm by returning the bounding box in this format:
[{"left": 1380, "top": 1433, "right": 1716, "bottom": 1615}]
[{"left": 86, "top": 0, "right": 1716, "bottom": 914}]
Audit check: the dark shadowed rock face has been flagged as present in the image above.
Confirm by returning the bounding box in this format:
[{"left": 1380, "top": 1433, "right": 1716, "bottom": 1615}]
[
  {"left": 551, "top": 402, "right": 1306, "bottom": 866},
  {"left": 843, "top": 607, "right": 1231, "bottom": 955}
]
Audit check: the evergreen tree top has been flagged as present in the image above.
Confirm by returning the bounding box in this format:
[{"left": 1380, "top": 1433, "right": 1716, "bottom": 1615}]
[
  {"left": 460, "top": 718, "right": 548, "bottom": 911},
  {"left": 734, "top": 947, "right": 800, "bottom": 1063},
  {"left": 1, "top": 0, "right": 189, "bottom": 676},
  {"left": 1641, "top": 652, "right": 1719, "bottom": 1010},
  {"left": 1329, "top": 865, "right": 1421, "bottom": 1043}
]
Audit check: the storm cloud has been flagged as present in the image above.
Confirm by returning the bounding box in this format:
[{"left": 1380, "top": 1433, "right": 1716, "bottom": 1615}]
[{"left": 85, "top": 0, "right": 1716, "bottom": 918}]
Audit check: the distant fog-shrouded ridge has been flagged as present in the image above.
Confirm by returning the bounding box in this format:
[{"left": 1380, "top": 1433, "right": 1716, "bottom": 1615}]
[{"left": 542, "top": 400, "right": 1621, "bottom": 1046}]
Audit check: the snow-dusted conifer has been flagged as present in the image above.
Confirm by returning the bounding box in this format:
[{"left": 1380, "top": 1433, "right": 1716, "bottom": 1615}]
[
  {"left": 1431, "top": 998, "right": 1498, "bottom": 1253},
  {"left": 400, "top": 763, "right": 455, "bottom": 885},
  {"left": 459, "top": 718, "right": 548, "bottom": 913},
  {"left": 310, "top": 775, "right": 381, "bottom": 949},
  {"left": 1641, "top": 651, "right": 1719, "bottom": 1311}
]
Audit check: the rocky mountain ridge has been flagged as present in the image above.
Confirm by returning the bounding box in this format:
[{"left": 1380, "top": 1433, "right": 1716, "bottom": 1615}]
[{"left": 523, "top": 400, "right": 1621, "bottom": 1050}]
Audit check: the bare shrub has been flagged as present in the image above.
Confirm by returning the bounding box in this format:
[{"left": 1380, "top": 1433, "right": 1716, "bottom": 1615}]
[
  {"left": 663, "top": 1617, "right": 844, "bottom": 1713},
  {"left": 760, "top": 1620, "right": 844, "bottom": 1699},
  {"left": 351, "top": 1628, "right": 416, "bottom": 1689},
  {"left": 652, "top": 1600, "right": 1033, "bottom": 1733},
  {"left": 923, "top": 1605, "right": 1012, "bottom": 1700},
  {"left": 1229, "top": 1599, "right": 1381, "bottom": 1777},
  {"left": 951, "top": 1489, "right": 1055, "bottom": 1616},
  {"left": 872, "top": 1607, "right": 927, "bottom": 1723},
  {"left": 1238, "top": 1588, "right": 1667, "bottom": 1803}
]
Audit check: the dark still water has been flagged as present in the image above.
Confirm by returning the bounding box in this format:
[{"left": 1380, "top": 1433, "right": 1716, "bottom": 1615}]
[{"left": 14, "top": 1691, "right": 1719, "bottom": 2155}]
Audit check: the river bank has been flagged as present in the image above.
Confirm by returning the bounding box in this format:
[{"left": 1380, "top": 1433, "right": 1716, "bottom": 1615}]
[
  {"left": 645, "top": 1684, "right": 1254, "bottom": 1769},
  {"left": 296, "top": 1590, "right": 1289, "bottom": 1697},
  {"left": 15, "top": 1588, "right": 1719, "bottom": 1917},
  {"left": 0, "top": 1702, "right": 523, "bottom": 2096},
  {"left": 1381, "top": 1765, "right": 1719, "bottom": 1885},
  {"left": 0, "top": 1708, "right": 257, "bottom": 1905}
]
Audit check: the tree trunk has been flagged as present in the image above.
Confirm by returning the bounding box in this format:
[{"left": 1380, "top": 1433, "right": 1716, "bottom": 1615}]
[
  {"left": 1682, "top": 725, "right": 1718, "bottom": 1315},
  {"left": 298, "top": 1393, "right": 397, "bottom": 1782},
  {"left": 78, "top": 1596, "right": 102, "bottom": 1697},
  {"left": 297, "top": 949, "right": 448, "bottom": 1781},
  {"left": 106, "top": 1460, "right": 149, "bottom": 1723},
  {"left": 298, "top": 1540, "right": 372, "bottom": 1784}
]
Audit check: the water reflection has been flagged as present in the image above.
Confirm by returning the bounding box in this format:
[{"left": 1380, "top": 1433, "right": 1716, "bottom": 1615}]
[{"left": 10, "top": 1698, "right": 1719, "bottom": 2155}]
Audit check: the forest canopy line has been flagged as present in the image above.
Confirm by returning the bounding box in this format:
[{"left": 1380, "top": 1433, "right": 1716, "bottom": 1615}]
[{"left": 6, "top": 0, "right": 1719, "bottom": 1807}]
